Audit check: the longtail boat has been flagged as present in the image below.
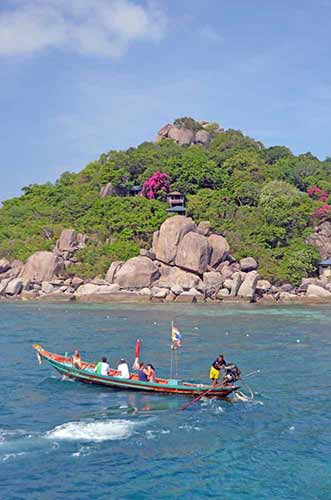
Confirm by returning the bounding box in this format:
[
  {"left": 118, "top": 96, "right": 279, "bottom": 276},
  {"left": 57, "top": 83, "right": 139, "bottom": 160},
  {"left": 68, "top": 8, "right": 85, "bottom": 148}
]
[{"left": 32, "top": 344, "right": 238, "bottom": 399}]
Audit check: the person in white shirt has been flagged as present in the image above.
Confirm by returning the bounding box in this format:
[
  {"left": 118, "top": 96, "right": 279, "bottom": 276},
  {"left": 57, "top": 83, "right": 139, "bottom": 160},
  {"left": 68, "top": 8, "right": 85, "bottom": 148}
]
[
  {"left": 117, "top": 358, "right": 130, "bottom": 379},
  {"left": 95, "top": 356, "right": 110, "bottom": 376}
]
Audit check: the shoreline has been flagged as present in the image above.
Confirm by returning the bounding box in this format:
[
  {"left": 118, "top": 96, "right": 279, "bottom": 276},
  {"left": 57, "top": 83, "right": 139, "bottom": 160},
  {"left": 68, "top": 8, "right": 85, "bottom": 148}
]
[{"left": 1, "top": 292, "right": 331, "bottom": 306}]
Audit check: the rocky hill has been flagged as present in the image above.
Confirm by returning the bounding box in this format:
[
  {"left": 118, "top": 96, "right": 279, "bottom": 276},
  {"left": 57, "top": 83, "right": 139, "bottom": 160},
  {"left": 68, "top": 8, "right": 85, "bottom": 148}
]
[{"left": 1, "top": 116, "right": 331, "bottom": 302}]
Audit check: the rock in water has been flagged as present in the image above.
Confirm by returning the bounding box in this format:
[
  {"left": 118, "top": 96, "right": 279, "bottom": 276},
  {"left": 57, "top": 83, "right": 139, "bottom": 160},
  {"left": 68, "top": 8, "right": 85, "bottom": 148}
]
[
  {"left": 155, "top": 216, "right": 196, "bottom": 265},
  {"left": 20, "top": 251, "right": 64, "bottom": 282},
  {"left": 115, "top": 257, "right": 160, "bottom": 288}
]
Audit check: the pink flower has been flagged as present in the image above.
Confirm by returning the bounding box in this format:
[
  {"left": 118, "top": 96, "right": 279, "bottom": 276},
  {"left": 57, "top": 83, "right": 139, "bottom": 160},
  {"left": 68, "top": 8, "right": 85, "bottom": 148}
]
[{"left": 142, "top": 171, "right": 170, "bottom": 199}]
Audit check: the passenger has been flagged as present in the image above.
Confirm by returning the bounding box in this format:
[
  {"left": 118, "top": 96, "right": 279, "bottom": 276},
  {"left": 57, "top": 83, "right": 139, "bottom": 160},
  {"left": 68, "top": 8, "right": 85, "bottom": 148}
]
[
  {"left": 209, "top": 354, "right": 226, "bottom": 387},
  {"left": 72, "top": 349, "right": 81, "bottom": 369},
  {"left": 117, "top": 358, "right": 130, "bottom": 379},
  {"left": 146, "top": 364, "right": 156, "bottom": 382},
  {"left": 95, "top": 356, "right": 110, "bottom": 376},
  {"left": 138, "top": 362, "right": 148, "bottom": 382}
]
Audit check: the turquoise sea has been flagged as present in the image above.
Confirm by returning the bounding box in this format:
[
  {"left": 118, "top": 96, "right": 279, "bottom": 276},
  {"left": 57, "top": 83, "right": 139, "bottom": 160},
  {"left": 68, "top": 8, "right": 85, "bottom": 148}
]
[{"left": 0, "top": 302, "right": 330, "bottom": 499}]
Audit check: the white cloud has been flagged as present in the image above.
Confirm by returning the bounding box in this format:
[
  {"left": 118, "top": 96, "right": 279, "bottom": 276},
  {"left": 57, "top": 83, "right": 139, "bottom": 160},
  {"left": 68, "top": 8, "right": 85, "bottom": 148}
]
[
  {"left": 199, "top": 25, "right": 223, "bottom": 44},
  {"left": 0, "top": 0, "right": 167, "bottom": 57}
]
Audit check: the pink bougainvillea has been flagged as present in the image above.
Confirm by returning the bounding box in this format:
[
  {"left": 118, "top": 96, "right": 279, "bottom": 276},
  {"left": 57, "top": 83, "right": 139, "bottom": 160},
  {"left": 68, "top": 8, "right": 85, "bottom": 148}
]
[
  {"left": 142, "top": 171, "right": 170, "bottom": 199},
  {"left": 307, "top": 185, "right": 328, "bottom": 201},
  {"left": 312, "top": 204, "right": 331, "bottom": 219}
]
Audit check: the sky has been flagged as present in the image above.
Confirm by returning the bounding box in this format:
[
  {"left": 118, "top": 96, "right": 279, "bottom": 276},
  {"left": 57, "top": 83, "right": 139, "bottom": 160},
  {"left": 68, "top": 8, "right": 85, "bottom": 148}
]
[{"left": 1, "top": 0, "right": 331, "bottom": 202}]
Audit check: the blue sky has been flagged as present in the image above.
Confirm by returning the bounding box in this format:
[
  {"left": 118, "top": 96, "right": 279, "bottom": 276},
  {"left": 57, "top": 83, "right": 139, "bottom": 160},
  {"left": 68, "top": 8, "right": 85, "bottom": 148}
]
[{"left": 1, "top": 0, "right": 331, "bottom": 202}]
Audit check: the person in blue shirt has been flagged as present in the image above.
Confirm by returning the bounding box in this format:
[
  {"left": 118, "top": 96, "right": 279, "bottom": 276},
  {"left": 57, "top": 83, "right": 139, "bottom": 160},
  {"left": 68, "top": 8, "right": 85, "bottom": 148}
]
[{"left": 138, "top": 362, "right": 148, "bottom": 381}]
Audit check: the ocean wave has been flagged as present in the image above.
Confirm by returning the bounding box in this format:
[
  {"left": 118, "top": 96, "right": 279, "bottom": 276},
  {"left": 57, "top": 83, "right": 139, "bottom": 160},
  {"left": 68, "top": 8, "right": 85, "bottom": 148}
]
[{"left": 45, "top": 419, "right": 141, "bottom": 442}]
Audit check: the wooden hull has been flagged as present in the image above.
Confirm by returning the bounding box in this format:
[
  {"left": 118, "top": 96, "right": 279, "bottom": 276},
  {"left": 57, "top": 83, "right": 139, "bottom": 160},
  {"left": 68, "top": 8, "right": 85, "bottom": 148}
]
[{"left": 32, "top": 345, "right": 237, "bottom": 398}]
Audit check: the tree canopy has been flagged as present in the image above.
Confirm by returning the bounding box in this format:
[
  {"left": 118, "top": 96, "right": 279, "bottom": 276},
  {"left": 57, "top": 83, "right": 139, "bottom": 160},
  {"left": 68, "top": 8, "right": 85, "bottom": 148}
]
[{"left": 0, "top": 117, "right": 329, "bottom": 283}]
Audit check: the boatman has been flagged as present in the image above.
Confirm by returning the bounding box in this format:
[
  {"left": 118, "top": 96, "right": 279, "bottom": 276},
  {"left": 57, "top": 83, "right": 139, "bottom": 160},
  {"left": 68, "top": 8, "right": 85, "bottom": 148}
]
[{"left": 209, "top": 354, "right": 226, "bottom": 387}]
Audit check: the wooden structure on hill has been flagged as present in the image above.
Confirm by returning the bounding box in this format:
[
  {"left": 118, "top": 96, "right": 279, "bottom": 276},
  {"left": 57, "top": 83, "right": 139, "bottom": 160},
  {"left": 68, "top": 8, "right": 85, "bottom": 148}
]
[{"left": 167, "top": 191, "right": 186, "bottom": 214}]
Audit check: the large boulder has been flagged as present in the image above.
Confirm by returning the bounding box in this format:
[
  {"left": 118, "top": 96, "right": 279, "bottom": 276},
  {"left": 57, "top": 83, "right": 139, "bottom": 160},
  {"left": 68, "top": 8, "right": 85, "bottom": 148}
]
[
  {"left": 115, "top": 257, "right": 160, "bottom": 288},
  {"left": 256, "top": 280, "right": 272, "bottom": 294},
  {"left": 176, "top": 232, "right": 209, "bottom": 274},
  {"left": 307, "top": 221, "right": 331, "bottom": 259},
  {"left": 76, "top": 283, "right": 120, "bottom": 296},
  {"left": 58, "top": 229, "right": 78, "bottom": 252},
  {"left": 0, "top": 279, "right": 10, "bottom": 295},
  {"left": 217, "top": 262, "right": 234, "bottom": 280},
  {"left": 306, "top": 284, "right": 331, "bottom": 299},
  {"left": 20, "top": 252, "right": 64, "bottom": 283},
  {"left": 0, "top": 258, "right": 10, "bottom": 274},
  {"left": 155, "top": 216, "right": 196, "bottom": 264},
  {"left": 203, "top": 271, "right": 223, "bottom": 291},
  {"left": 237, "top": 271, "right": 259, "bottom": 300},
  {"left": 208, "top": 234, "right": 230, "bottom": 268},
  {"left": 197, "top": 221, "right": 212, "bottom": 236},
  {"left": 240, "top": 257, "right": 258, "bottom": 272},
  {"left": 155, "top": 123, "right": 173, "bottom": 142},
  {"left": 41, "top": 282, "right": 54, "bottom": 294},
  {"left": 168, "top": 126, "right": 194, "bottom": 145},
  {"left": 194, "top": 130, "right": 211, "bottom": 145},
  {"left": 158, "top": 264, "right": 202, "bottom": 289},
  {"left": 5, "top": 278, "right": 23, "bottom": 296},
  {"left": 230, "top": 272, "right": 243, "bottom": 296},
  {"left": 105, "top": 261, "right": 124, "bottom": 283},
  {"left": 152, "top": 231, "right": 159, "bottom": 254}
]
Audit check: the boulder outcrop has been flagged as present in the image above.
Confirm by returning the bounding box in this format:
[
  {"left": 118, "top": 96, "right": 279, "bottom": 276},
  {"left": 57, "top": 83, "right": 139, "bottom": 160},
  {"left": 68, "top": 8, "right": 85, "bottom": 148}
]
[
  {"left": 106, "top": 261, "right": 123, "bottom": 283},
  {"left": 175, "top": 232, "right": 210, "bottom": 274},
  {"left": 115, "top": 256, "right": 160, "bottom": 288},
  {"left": 58, "top": 229, "right": 78, "bottom": 252},
  {"left": 239, "top": 257, "right": 258, "bottom": 272},
  {"left": 155, "top": 216, "right": 196, "bottom": 264},
  {"left": 208, "top": 234, "right": 229, "bottom": 268},
  {"left": 306, "top": 284, "right": 331, "bottom": 299},
  {"left": 237, "top": 271, "right": 258, "bottom": 300},
  {"left": 157, "top": 264, "right": 202, "bottom": 289},
  {"left": 5, "top": 278, "right": 23, "bottom": 296},
  {"left": 307, "top": 221, "right": 331, "bottom": 259},
  {"left": 0, "top": 258, "right": 10, "bottom": 274},
  {"left": 168, "top": 126, "right": 194, "bottom": 145},
  {"left": 20, "top": 251, "right": 64, "bottom": 283}
]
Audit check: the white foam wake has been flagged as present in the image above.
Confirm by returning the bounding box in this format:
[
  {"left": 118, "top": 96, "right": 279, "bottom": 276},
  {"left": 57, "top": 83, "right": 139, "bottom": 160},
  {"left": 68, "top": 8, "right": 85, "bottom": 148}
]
[{"left": 46, "top": 419, "right": 140, "bottom": 442}]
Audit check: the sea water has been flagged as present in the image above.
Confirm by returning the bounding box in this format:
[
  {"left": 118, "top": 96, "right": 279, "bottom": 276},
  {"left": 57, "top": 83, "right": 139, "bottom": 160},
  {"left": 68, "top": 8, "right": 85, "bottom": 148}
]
[{"left": 0, "top": 302, "right": 330, "bottom": 499}]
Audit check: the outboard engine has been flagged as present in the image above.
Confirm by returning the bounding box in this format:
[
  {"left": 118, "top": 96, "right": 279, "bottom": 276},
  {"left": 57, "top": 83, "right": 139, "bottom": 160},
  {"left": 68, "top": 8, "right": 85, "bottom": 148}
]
[{"left": 222, "top": 364, "right": 241, "bottom": 384}]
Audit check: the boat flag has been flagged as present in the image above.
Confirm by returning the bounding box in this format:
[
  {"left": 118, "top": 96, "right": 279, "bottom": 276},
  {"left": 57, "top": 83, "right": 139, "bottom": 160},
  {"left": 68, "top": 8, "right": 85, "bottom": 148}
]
[
  {"left": 171, "top": 322, "right": 182, "bottom": 349},
  {"left": 132, "top": 338, "right": 141, "bottom": 370}
]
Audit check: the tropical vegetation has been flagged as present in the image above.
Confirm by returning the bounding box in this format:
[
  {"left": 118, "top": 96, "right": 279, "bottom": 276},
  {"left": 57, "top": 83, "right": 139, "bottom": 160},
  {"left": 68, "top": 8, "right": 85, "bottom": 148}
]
[{"left": 1, "top": 118, "right": 329, "bottom": 284}]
